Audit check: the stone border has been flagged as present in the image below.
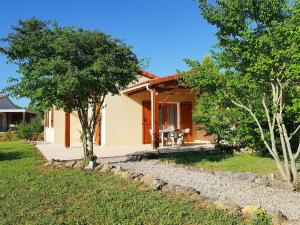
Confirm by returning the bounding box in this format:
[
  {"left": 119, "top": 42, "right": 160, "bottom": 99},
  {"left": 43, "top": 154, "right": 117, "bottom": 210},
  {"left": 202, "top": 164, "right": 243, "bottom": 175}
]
[{"left": 45, "top": 158, "right": 300, "bottom": 225}]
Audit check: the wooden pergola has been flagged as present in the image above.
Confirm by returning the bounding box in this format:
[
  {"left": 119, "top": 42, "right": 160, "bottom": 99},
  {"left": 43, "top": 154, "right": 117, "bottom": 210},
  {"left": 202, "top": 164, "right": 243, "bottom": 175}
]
[{"left": 123, "top": 74, "right": 195, "bottom": 149}]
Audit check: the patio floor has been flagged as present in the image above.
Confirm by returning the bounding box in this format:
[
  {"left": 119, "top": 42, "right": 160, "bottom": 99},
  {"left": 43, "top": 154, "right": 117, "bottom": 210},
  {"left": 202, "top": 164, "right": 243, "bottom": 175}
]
[{"left": 36, "top": 142, "right": 215, "bottom": 161}]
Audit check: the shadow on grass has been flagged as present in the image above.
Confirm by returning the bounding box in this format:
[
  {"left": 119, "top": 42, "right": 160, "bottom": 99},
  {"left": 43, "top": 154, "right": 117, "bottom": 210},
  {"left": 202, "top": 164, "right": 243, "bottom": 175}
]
[
  {"left": 0, "top": 151, "right": 30, "bottom": 162},
  {"left": 159, "top": 151, "right": 233, "bottom": 165}
]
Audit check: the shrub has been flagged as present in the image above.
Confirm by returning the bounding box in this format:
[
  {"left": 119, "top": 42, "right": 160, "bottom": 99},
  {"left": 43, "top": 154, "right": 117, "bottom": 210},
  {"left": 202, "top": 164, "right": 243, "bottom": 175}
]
[
  {"left": 17, "top": 118, "right": 43, "bottom": 141},
  {"left": 5, "top": 131, "right": 13, "bottom": 141}
]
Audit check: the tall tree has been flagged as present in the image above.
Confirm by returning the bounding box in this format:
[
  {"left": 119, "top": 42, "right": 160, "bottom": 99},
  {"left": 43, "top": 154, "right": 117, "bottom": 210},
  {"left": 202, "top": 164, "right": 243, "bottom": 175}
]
[
  {"left": 180, "top": 55, "right": 265, "bottom": 152},
  {"left": 186, "top": 0, "right": 300, "bottom": 183},
  {"left": 0, "top": 18, "right": 141, "bottom": 161}
]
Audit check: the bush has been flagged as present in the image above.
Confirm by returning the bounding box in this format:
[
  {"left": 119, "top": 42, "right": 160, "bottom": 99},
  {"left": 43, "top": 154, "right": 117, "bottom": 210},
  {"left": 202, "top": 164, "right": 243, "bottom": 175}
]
[
  {"left": 5, "top": 131, "right": 13, "bottom": 141},
  {"left": 17, "top": 118, "right": 43, "bottom": 141}
]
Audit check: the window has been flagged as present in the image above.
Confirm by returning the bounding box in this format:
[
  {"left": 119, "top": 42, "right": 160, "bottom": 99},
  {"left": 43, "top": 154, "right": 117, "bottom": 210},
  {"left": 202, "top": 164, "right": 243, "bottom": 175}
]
[{"left": 159, "top": 103, "right": 177, "bottom": 130}]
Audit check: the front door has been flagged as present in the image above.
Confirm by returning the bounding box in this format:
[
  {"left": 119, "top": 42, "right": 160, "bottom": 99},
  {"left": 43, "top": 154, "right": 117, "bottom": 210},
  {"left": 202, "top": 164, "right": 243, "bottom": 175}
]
[{"left": 142, "top": 101, "right": 152, "bottom": 144}]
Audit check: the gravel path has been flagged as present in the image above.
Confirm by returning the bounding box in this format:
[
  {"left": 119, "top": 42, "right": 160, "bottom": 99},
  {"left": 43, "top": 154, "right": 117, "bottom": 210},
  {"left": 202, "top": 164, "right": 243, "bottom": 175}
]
[{"left": 113, "top": 160, "right": 300, "bottom": 220}]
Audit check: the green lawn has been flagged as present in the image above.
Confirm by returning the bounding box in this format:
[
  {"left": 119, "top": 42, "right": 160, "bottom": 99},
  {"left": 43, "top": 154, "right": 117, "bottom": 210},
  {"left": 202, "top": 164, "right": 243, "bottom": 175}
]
[
  {"left": 158, "top": 151, "right": 300, "bottom": 176},
  {"left": 0, "top": 141, "right": 270, "bottom": 225}
]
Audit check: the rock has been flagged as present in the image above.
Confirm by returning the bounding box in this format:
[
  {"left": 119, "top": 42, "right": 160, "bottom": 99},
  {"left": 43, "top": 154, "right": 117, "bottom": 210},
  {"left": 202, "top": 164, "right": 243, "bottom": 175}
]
[
  {"left": 233, "top": 172, "right": 257, "bottom": 182},
  {"left": 293, "top": 182, "right": 300, "bottom": 192},
  {"left": 93, "top": 163, "right": 103, "bottom": 172},
  {"left": 65, "top": 160, "right": 76, "bottom": 168},
  {"left": 214, "top": 199, "right": 241, "bottom": 214},
  {"left": 120, "top": 171, "right": 132, "bottom": 180},
  {"left": 150, "top": 179, "right": 167, "bottom": 190},
  {"left": 53, "top": 161, "right": 62, "bottom": 167},
  {"left": 190, "top": 192, "right": 203, "bottom": 200},
  {"left": 174, "top": 185, "right": 200, "bottom": 196},
  {"left": 133, "top": 174, "right": 144, "bottom": 181},
  {"left": 84, "top": 161, "right": 95, "bottom": 171},
  {"left": 161, "top": 184, "right": 177, "bottom": 193},
  {"left": 271, "top": 211, "right": 288, "bottom": 225},
  {"left": 140, "top": 174, "right": 156, "bottom": 186},
  {"left": 47, "top": 158, "right": 54, "bottom": 165},
  {"left": 241, "top": 204, "right": 262, "bottom": 218},
  {"left": 269, "top": 180, "right": 295, "bottom": 192},
  {"left": 268, "top": 173, "right": 276, "bottom": 181},
  {"left": 73, "top": 161, "right": 84, "bottom": 169},
  {"left": 130, "top": 172, "right": 143, "bottom": 179},
  {"left": 100, "top": 163, "right": 113, "bottom": 173}
]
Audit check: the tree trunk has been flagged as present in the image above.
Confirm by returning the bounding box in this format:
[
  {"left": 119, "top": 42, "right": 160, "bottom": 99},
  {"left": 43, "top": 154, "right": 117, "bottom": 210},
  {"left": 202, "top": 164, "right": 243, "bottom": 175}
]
[{"left": 77, "top": 99, "right": 104, "bottom": 163}]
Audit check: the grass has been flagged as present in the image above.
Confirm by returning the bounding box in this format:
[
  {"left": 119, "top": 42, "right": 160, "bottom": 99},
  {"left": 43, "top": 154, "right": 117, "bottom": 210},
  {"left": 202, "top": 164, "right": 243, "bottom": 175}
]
[
  {"left": 0, "top": 141, "right": 270, "bottom": 225},
  {"left": 158, "top": 151, "right": 300, "bottom": 176}
]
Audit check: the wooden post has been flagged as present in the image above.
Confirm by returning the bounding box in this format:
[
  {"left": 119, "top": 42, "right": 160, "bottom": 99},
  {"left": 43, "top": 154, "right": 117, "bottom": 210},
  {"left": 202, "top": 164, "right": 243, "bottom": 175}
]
[
  {"left": 65, "top": 112, "right": 70, "bottom": 148},
  {"left": 152, "top": 89, "right": 159, "bottom": 149}
]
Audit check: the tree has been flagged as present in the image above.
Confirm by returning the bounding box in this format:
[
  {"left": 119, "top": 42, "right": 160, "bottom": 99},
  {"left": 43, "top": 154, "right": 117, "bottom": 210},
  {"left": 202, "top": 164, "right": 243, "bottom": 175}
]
[
  {"left": 1, "top": 18, "right": 141, "bottom": 161},
  {"left": 180, "top": 55, "right": 266, "bottom": 152},
  {"left": 186, "top": 0, "right": 300, "bottom": 184}
]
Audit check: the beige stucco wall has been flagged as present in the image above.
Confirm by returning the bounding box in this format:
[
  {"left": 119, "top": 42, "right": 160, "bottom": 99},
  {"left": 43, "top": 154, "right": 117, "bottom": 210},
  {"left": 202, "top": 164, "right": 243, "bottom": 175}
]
[
  {"left": 70, "top": 111, "right": 82, "bottom": 143},
  {"left": 101, "top": 76, "right": 152, "bottom": 146},
  {"left": 44, "top": 109, "right": 82, "bottom": 144},
  {"left": 101, "top": 92, "right": 149, "bottom": 146}
]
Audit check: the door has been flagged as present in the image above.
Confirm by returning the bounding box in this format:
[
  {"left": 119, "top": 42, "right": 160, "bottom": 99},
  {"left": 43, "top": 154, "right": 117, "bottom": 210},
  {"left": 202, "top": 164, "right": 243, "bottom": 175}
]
[
  {"left": 142, "top": 101, "right": 152, "bottom": 144},
  {"left": 180, "top": 102, "right": 193, "bottom": 142}
]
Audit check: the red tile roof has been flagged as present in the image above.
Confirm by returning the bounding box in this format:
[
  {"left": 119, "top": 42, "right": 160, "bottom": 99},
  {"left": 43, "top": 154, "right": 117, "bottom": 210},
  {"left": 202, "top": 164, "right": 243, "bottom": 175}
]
[
  {"left": 140, "top": 71, "right": 160, "bottom": 79},
  {"left": 149, "top": 74, "right": 178, "bottom": 85}
]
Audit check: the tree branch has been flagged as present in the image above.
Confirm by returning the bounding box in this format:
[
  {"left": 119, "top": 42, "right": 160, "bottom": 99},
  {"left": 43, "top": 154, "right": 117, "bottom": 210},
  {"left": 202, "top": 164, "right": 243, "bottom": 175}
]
[{"left": 289, "top": 125, "right": 300, "bottom": 140}]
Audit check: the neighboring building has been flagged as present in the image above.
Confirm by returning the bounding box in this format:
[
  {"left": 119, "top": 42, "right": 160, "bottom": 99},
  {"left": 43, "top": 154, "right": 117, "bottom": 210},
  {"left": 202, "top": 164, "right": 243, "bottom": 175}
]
[
  {"left": 0, "top": 95, "right": 36, "bottom": 132},
  {"left": 44, "top": 71, "right": 214, "bottom": 148}
]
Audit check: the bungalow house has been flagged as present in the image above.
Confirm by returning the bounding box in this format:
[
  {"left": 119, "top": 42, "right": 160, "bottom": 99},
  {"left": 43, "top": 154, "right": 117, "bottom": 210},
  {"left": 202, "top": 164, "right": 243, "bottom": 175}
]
[
  {"left": 0, "top": 95, "right": 36, "bottom": 132},
  {"left": 44, "top": 72, "right": 214, "bottom": 148}
]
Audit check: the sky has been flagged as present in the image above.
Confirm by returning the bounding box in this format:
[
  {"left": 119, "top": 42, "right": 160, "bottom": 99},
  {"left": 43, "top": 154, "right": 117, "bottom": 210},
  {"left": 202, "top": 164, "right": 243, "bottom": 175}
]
[{"left": 0, "top": 0, "right": 217, "bottom": 107}]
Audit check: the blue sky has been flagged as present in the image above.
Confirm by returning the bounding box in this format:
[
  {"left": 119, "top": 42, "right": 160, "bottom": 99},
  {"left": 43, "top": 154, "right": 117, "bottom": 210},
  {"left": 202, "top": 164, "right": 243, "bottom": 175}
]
[{"left": 0, "top": 0, "right": 217, "bottom": 107}]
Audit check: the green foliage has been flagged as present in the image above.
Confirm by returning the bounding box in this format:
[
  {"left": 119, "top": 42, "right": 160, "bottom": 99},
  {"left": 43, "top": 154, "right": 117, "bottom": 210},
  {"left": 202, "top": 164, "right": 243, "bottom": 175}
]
[
  {"left": 252, "top": 211, "right": 271, "bottom": 225},
  {"left": 180, "top": 56, "right": 266, "bottom": 152},
  {"left": 0, "top": 141, "right": 268, "bottom": 225},
  {"left": 17, "top": 118, "right": 43, "bottom": 141},
  {"left": 4, "top": 131, "right": 13, "bottom": 142},
  {"left": 1, "top": 18, "right": 141, "bottom": 159},
  {"left": 182, "top": 1, "right": 300, "bottom": 156}
]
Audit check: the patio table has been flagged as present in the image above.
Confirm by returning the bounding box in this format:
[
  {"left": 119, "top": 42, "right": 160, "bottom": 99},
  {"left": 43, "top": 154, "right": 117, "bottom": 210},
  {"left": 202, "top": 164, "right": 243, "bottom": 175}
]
[{"left": 159, "top": 129, "right": 182, "bottom": 147}]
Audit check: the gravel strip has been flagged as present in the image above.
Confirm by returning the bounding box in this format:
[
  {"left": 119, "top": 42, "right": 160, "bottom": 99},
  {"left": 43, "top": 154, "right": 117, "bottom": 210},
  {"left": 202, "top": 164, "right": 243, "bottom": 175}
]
[{"left": 113, "top": 160, "right": 300, "bottom": 220}]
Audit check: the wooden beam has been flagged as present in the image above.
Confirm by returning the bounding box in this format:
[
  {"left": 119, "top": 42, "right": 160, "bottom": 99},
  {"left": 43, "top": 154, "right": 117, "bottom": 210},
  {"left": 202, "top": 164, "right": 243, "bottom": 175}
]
[
  {"left": 65, "top": 112, "right": 70, "bottom": 148},
  {"left": 152, "top": 89, "right": 159, "bottom": 149},
  {"left": 156, "top": 87, "right": 192, "bottom": 95}
]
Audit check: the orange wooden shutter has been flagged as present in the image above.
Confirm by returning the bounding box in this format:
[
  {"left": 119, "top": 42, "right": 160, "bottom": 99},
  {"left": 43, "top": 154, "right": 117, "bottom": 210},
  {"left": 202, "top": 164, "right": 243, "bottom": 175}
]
[
  {"left": 51, "top": 108, "right": 54, "bottom": 128},
  {"left": 180, "top": 102, "right": 193, "bottom": 142}
]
